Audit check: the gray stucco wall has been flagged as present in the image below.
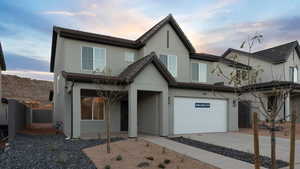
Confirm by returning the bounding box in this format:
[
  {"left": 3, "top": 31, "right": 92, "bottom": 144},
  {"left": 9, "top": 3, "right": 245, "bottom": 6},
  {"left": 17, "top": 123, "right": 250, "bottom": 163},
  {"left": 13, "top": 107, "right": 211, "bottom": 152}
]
[
  {"left": 168, "top": 88, "right": 238, "bottom": 135},
  {"left": 63, "top": 38, "right": 138, "bottom": 76},
  {"left": 141, "top": 24, "right": 190, "bottom": 82},
  {"left": 71, "top": 82, "right": 125, "bottom": 138},
  {"left": 128, "top": 63, "right": 169, "bottom": 137},
  {"left": 137, "top": 92, "right": 160, "bottom": 135},
  {"left": 8, "top": 100, "right": 27, "bottom": 140}
]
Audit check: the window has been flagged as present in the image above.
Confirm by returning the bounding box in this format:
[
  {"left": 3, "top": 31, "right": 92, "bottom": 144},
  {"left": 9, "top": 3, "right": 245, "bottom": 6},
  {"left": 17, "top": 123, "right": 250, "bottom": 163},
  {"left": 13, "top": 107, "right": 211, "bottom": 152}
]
[
  {"left": 191, "top": 62, "right": 207, "bottom": 82},
  {"left": 81, "top": 96, "right": 105, "bottom": 120},
  {"left": 289, "top": 67, "right": 298, "bottom": 82},
  {"left": 125, "top": 52, "right": 135, "bottom": 62},
  {"left": 159, "top": 55, "right": 177, "bottom": 77},
  {"left": 81, "top": 46, "right": 106, "bottom": 72},
  {"left": 236, "top": 69, "right": 248, "bottom": 81}
]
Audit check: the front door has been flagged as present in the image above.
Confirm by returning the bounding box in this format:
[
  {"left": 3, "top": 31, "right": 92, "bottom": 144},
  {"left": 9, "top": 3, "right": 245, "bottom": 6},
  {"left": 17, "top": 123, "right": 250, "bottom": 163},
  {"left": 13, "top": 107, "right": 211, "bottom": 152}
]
[{"left": 120, "top": 101, "right": 128, "bottom": 131}]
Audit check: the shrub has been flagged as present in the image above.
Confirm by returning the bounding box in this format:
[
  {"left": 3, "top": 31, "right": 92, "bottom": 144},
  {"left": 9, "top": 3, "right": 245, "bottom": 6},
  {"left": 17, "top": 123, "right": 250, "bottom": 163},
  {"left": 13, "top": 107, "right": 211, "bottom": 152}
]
[
  {"left": 104, "top": 165, "right": 111, "bottom": 169},
  {"left": 162, "top": 147, "right": 166, "bottom": 154},
  {"left": 145, "top": 156, "right": 154, "bottom": 161},
  {"left": 158, "top": 163, "right": 165, "bottom": 169},
  {"left": 116, "top": 155, "right": 122, "bottom": 161},
  {"left": 146, "top": 143, "right": 150, "bottom": 147},
  {"left": 164, "top": 159, "right": 171, "bottom": 164},
  {"left": 137, "top": 162, "right": 150, "bottom": 168}
]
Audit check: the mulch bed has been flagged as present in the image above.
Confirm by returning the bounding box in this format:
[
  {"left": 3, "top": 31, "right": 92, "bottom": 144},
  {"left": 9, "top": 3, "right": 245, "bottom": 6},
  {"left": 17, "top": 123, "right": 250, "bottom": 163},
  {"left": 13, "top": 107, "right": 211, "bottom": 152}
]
[
  {"left": 0, "top": 133, "right": 124, "bottom": 169},
  {"left": 169, "top": 137, "right": 289, "bottom": 169}
]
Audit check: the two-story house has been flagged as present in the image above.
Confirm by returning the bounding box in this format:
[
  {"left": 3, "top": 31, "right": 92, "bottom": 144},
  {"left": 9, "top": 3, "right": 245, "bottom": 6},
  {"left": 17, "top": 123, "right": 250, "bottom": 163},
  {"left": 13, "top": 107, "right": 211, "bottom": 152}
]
[
  {"left": 223, "top": 41, "right": 300, "bottom": 123},
  {"left": 50, "top": 14, "right": 243, "bottom": 138}
]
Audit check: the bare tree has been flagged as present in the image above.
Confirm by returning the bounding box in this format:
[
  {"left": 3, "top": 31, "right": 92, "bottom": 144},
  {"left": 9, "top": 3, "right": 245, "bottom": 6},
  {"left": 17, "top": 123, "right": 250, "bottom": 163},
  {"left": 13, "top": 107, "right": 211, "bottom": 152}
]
[
  {"left": 212, "top": 33, "right": 296, "bottom": 169},
  {"left": 93, "top": 69, "right": 127, "bottom": 153}
]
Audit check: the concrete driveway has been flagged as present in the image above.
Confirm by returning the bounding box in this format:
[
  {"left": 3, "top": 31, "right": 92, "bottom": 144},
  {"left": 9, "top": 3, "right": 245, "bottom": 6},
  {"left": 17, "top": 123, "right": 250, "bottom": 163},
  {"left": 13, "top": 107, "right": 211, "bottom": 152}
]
[{"left": 144, "top": 132, "right": 300, "bottom": 169}]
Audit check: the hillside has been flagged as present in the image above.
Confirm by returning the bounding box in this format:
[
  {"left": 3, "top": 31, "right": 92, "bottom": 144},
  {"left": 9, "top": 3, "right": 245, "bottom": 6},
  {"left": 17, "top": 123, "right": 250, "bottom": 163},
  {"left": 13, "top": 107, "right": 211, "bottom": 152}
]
[{"left": 2, "top": 74, "right": 53, "bottom": 106}]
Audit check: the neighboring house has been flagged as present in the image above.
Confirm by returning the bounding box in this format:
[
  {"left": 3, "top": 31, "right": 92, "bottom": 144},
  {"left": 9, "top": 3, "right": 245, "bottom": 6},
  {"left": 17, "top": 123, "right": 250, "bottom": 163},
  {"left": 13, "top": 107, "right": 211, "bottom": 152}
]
[
  {"left": 50, "top": 14, "right": 240, "bottom": 138},
  {"left": 0, "top": 42, "right": 7, "bottom": 126},
  {"left": 223, "top": 41, "right": 300, "bottom": 122}
]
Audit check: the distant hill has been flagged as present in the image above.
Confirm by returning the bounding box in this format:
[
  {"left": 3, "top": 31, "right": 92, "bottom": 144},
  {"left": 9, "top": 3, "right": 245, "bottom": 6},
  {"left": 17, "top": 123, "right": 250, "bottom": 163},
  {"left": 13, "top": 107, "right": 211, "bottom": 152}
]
[{"left": 2, "top": 74, "right": 53, "bottom": 106}]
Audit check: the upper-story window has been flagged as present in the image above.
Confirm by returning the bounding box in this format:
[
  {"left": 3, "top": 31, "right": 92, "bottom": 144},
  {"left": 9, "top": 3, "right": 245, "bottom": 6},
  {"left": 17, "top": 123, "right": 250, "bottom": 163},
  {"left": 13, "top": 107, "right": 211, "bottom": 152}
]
[
  {"left": 191, "top": 62, "right": 207, "bottom": 83},
  {"left": 289, "top": 66, "right": 298, "bottom": 82},
  {"left": 159, "top": 54, "right": 177, "bottom": 77},
  {"left": 236, "top": 69, "right": 248, "bottom": 81},
  {"left": 125, "top": 51, "right": 135, "bottom": 63},
  {"left": 81, "top": 46, "right": 106, "bottom": 72}
]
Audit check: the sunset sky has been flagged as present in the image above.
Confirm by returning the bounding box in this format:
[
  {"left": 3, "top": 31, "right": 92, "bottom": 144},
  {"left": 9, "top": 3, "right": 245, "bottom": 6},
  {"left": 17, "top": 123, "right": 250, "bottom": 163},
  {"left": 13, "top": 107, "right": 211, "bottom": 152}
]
[{"left": 1, "top": 0, "right": 300, "bottom": 81}]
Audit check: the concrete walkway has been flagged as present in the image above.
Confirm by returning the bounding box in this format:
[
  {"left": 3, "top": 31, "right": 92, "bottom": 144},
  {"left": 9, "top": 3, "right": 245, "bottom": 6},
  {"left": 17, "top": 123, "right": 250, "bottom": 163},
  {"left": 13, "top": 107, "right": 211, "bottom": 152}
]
[
  {"left": 143, "top": 133, "right": 300, "bottom": 169},
  {"left": 143, "top": 136, "right": 267, "bottom": 169}
]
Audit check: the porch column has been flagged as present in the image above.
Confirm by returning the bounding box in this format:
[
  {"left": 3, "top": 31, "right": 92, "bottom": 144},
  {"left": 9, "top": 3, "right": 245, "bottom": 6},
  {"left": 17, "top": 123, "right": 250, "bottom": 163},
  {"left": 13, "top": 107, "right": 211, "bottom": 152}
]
[
  {"left": 160, "top": 91, "right": 169, "bottom": 136},
  {"left": 72, "top": 86, "right": 81, "bottom": 138},
  {"left": 285, "top": 92, "right": 290, "bottom": 121},
  {"left": 128, "top": 86, "right": 137, "bottom": 137}
]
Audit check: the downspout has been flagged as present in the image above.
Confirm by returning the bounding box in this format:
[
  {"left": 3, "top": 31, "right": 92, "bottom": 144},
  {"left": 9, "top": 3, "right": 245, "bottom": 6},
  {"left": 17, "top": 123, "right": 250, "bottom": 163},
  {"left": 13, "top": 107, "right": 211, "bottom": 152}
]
[{"left": 70, "top": 81, "right": 75, "bottom": 139}]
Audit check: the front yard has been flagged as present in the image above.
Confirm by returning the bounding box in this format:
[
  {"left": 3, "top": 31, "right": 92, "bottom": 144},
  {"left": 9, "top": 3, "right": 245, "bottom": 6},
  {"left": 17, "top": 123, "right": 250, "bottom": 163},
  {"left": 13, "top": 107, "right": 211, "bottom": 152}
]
[
  {"left": 83, "top": 138, "right": 218, "bottom": 169},
  {"left": 0, "top": 134, "right": 123, "bottom": 169}
]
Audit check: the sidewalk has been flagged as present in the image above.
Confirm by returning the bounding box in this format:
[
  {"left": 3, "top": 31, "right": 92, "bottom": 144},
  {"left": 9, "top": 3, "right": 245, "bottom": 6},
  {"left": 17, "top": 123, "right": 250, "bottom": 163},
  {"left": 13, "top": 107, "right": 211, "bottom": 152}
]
[{"left": 143, "top": 136, "right": 267, "bottom": 169}]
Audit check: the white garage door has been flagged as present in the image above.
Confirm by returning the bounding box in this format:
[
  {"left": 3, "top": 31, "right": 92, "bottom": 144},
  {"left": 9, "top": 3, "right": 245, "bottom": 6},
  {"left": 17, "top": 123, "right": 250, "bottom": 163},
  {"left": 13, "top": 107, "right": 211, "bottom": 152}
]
[{"left": 174, "top": 97, "right": 227, "bottom": 134}]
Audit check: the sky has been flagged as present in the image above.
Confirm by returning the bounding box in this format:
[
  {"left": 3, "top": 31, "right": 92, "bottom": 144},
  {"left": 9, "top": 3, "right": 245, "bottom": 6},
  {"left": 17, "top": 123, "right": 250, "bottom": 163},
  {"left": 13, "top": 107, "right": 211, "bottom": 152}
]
[{"left": 1, "top": 0, "right": 300, "bottom": 81}]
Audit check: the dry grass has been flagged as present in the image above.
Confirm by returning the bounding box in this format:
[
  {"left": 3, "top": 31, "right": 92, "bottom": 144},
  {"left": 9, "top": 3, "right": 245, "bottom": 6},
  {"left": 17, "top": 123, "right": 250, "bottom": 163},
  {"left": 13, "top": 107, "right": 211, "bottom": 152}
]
[
  {"left": 239, "top": 123, "right": 300, "bottom": 140},
  {"left": 83, "top": 139, "right": 219, "bottom": 169}
]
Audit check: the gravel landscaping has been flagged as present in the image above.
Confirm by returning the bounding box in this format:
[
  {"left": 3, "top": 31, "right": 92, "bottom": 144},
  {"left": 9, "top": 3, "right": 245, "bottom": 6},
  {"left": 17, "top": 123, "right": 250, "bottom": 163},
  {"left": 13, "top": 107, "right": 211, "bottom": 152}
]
[
  {"left": 0, "top": 133, "right": 124, "bottom": 169},
  {"left": 169, "top": 137, "right": 289, "bottom": 169},
  {"left": 83, "top": 139, "right": 218, "bottom": 169}
]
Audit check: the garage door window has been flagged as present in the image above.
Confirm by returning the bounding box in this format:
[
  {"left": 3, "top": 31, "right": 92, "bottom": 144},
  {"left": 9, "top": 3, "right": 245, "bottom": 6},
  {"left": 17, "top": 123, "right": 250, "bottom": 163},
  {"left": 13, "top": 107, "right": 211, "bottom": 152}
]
[{"left": 192, "top": 63, "right": 207, "bottom": 82}]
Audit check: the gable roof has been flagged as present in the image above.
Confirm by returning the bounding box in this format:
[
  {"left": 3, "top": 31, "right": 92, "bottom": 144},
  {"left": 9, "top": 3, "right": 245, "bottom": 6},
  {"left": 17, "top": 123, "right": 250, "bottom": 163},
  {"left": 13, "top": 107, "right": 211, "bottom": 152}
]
[
  {"left": 222, "top": 41, "right": 300, "bottom": 64},
  {"left": 253, "top": 41, "right": 299, "bottom": 64},
  {"left": 136, "top": 14, "right": 196, "bottom": 53},
  {"left": 50, "top": 14, "right": 195, "bottom": 72},
  {"left": 0, "top": 42, "right": 6, "bottom": 70},
  {"left": 119, "top": 52, "right": 176, "bottom": 84}
]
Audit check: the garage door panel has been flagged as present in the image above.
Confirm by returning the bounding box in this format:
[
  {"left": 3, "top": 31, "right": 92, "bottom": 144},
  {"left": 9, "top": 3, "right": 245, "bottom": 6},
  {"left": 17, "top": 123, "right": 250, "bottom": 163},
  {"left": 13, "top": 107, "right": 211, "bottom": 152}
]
[{"left": 174, "top": 97, "right": 227, "bottom": 134}]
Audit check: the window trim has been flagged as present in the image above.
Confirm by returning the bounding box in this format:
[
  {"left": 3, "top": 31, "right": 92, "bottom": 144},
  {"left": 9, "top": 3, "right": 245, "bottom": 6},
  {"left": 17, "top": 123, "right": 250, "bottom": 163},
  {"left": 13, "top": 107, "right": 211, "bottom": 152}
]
[
  {"left": 81, "top": 45, "right": 106, "bottom": 72},
  {"left": 80, "top": 96, "right": 106, "bottom": 121},
  {"left": 191, "top": 62, "right": 208, "bottom": 83}
]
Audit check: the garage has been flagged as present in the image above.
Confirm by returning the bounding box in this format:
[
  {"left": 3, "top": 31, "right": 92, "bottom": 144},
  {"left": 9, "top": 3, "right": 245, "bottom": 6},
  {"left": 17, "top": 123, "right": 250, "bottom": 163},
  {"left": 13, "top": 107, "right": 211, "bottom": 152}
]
[{"left": 173, "top": 97, "right": 228, "bottom": 134}]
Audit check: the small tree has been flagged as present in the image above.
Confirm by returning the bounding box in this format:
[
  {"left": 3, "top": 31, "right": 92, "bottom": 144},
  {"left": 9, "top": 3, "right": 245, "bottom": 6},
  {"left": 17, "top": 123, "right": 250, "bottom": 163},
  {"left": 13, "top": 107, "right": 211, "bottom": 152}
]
[
  {"left": 93, "top": 69, "right": 127, "bottom": 153},
  {"left": 213, "top": 33, "right": 296, "bottom": 169}
]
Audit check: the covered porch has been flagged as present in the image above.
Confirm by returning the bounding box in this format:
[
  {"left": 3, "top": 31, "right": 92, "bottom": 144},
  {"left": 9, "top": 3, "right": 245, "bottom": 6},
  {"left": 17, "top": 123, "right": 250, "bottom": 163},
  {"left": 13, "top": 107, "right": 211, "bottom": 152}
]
[{"left": 70, "top": 83, "right": 168, "bottom": 138}]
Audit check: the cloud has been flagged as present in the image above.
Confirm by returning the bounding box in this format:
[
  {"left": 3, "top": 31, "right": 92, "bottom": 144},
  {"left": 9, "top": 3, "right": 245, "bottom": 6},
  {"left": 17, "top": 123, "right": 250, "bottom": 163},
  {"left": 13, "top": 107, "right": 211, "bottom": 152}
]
[
  {"left": 179, "top": 0, "right": 238, "bottom": 22},
  {"left": 191, "top": 16, "right": 300, "bottom": 55},
  {"left": 3, "top": 70, "right": 53, "bottom": 81},
  {"left": 43, "top": 11, "right": 96, "bottom": 17},
  {"left": 4, "top": 52, "right": 50, "bottom": 72},
  {"left": 0, "top": 1, "right": 52, "bottom": 35},
  {"left": 45, "top": 0, "right": 155, "bottom": 40}
]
